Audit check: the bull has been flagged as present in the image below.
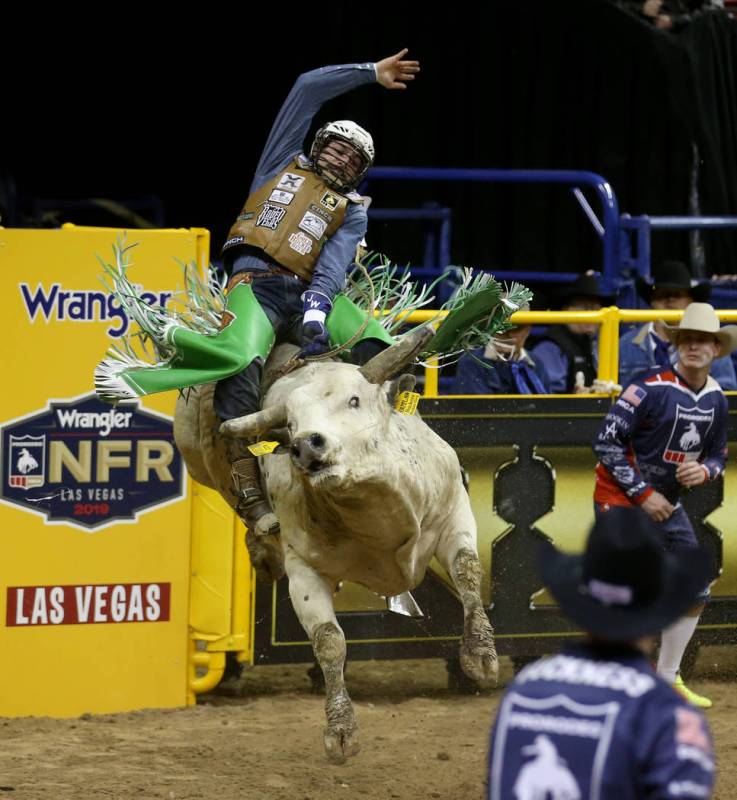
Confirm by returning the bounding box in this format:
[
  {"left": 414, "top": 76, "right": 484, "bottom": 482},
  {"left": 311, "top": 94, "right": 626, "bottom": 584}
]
[{"left": 174, "top": 327, "right": 498, "bottom": 763}]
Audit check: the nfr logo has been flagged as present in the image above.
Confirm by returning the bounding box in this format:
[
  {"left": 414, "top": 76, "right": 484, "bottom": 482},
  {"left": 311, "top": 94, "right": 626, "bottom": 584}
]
[{"left": 0, "top": 394, "right": 185, "bottom": 530}]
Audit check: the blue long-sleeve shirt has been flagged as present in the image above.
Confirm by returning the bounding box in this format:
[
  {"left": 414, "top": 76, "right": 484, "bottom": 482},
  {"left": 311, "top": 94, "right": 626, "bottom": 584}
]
[
  {"left": 620, "top": 323, "right": 737, "bottom": 391},
  {"left": 232, "top": 63, "right": 376, "bottom": 301},
  {"left": 593, "top": 366, "right": 728, "bottom": 508},
  {"left": 488, "top": 642, "right": 715, "bottom": 800},
  {"left": 451, "top": 348, "right": 550, "bottom": 394}
]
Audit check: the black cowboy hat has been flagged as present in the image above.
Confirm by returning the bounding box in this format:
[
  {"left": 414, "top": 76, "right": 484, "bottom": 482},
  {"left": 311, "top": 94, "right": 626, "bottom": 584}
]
[
  {"left": 554, "top": 273, "right": 614, "bottom": 308},
  {"left": 539, "top": 506, "right": 711, "bottom": 641},
  {"left": 636, "top": 260, "right": 711, "bottom": 305}
]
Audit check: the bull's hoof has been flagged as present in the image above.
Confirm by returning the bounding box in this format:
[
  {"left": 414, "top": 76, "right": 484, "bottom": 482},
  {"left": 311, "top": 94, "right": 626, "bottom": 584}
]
[
  {"left": 324, "top": 727, "right": 360, "bottom": 764},
  {"left": 245, "top": 529, "right": 285, "bottom": 583},
  {"left": 324, "top": 690, "right": 359, "bottom": 764},
  {"left": 460, "top": 607, "right": 499, "bottom": 686}
]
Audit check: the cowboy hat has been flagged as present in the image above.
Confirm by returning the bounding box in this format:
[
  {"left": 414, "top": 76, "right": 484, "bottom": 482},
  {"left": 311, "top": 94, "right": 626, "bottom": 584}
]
[
  {"left": 637, "top": 260, "right": 711, "bottom": 305},
  {"left": 663, "top": 302, "right": 737, "bottom": 357},
  {"left": 555, "top": 273, "right": 614, "bottom": 308},
  {"left": 539, "top": 506, "right": 711, "bottom": 640}
]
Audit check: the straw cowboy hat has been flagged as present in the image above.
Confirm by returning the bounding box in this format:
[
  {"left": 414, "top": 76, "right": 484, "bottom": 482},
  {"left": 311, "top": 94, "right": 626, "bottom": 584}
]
[
  {"left": 539, "top": 506, "right": 710, "bottom": 640},
  {"left": 636, "top": 260, "right": 711, "bottom": 305},
  {"left": 663, "top": 302, "right": 737, "bottom": 357}
]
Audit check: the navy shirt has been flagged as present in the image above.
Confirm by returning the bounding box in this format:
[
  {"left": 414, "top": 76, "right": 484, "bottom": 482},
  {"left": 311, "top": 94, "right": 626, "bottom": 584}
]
[
  {"left": 488, "top": 642, "right": 715, "bottom": 799},
  {"left": 451, "top": 348, "right": 550, "bottom": 394},
  {"left": 593, "top": 367, "right": 728, "bottom": 508}
]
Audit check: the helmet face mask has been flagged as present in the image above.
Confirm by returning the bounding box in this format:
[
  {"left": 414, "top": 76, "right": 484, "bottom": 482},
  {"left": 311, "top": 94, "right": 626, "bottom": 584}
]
[{"left": 310, "top": 120, "right": 374, "bottom": 193}]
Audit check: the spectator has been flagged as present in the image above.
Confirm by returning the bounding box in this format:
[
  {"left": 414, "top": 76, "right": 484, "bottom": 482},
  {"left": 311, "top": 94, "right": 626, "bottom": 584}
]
[
  {"left": 451, "top": 307, "right": 550, "bottom": 394},
  {"left": 532, "top": 273, "right": 612, "bottom": 394},
  {"left": 614, "top": 0, "right": 719, "bottom": 30},
  {"left": 620, "top": 260, "right": 737, "bottom": 390},
  {"left": 487, "top": 506, "right": 714, "bottom": 799}
]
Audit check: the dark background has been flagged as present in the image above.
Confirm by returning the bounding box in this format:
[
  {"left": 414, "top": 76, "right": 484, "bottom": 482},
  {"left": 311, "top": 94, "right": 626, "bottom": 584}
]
[{"left": 6, "top": 0, "right": 737, "bottom": 275}]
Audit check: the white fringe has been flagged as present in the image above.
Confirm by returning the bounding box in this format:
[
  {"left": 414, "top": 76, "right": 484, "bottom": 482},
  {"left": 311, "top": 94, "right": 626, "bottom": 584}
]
[{"left": 94, "top": 359, "right": 144, "bottom": 402}]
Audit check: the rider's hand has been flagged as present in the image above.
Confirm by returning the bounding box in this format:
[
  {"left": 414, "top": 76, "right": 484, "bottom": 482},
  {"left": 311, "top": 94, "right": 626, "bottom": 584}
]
[
  {"left": 300, "top": 290, "right": 332, "bottom": 359},
  {"left": 376, "top": 48, "right": 420, "bottom": 90}
]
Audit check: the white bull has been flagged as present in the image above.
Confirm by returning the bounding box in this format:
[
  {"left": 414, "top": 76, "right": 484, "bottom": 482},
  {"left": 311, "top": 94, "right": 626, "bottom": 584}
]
[{"left": 174, "top": 328, "right": 498, "bottom": 762}]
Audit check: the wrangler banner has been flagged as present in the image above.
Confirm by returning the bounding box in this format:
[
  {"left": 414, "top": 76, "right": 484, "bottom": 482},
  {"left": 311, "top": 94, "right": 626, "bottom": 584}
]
[{"left": 0, "top": 225, "right": 208, "bottom": 716}]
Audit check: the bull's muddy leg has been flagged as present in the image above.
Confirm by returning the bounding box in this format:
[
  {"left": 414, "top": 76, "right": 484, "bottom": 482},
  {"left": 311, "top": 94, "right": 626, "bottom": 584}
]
[
  {"left": 286, "top": 551, "right": 359, "bottom": 763},
  {"left": 437, "top": 528, "right": 498, "bottom": 686}
]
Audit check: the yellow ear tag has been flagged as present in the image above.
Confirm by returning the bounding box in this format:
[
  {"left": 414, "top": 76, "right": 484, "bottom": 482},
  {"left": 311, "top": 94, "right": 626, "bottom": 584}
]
[
  {"left": 247, "top": 441, "right": 281, "bottom": 457},
  {"left": 394, "top": 391, "right": 420, "bottom": 415}
]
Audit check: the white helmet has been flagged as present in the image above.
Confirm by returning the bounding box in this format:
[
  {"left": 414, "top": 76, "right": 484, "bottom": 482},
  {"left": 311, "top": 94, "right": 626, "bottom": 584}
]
[{"left": 310, "top": 120, "right": 375, "bottom": 192}]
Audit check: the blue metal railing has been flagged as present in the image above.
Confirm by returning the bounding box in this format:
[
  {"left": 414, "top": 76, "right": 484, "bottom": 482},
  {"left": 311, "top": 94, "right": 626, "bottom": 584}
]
[
  {"left": 620, "top": 214, "right": 737, "bottom": 282},
  {"left": 368, "top": 205, "right": 452, "bottom": 270},
  {"left": 365, "top": 167, "right": 622, "bottom": 291},
  {"left": 365, "top": 167, "right": 737, "bottom": 301}
]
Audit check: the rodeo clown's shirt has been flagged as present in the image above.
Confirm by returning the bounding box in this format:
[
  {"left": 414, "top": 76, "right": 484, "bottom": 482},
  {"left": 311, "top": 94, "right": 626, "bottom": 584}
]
[
  {"left": 488, "top": 643, "right": 715, "bottom": 800},
  {"left": 593, "top": 367, "right": 728, "bottom": 510}
]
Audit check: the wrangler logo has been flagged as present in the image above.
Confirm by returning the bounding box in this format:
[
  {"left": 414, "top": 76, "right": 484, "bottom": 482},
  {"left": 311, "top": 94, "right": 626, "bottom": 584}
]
[{"left": 19, "top": 283, "right": 172, "bottom": 339}]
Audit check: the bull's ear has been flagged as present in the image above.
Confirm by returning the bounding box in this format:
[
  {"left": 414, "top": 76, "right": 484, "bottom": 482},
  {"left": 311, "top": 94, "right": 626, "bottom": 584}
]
[{"left": 385, "top": 373, "right": 417, "bottom": 406}]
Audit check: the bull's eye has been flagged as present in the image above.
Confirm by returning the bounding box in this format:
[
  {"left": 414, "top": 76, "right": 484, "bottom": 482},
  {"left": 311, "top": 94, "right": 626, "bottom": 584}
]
[{"left": 349, "top": 395, "right": 360, "bottom": 409}]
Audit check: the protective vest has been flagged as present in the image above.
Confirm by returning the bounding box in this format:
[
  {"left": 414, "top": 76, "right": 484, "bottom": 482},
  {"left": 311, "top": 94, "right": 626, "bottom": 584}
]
[{"left": 223, "top": 160, "right": 361, "bottom": 281}]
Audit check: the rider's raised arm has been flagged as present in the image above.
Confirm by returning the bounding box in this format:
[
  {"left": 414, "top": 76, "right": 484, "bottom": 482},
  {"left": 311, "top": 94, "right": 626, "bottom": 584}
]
[{"left": 252, "top": 63, "right": 377, "bottom": 186}]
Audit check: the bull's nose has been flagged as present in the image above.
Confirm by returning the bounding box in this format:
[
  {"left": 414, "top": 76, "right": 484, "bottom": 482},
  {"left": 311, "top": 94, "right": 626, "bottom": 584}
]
[
  {"left": 290, "top": 432, "right": 328, "bottom": 470},
  {"left": 308, "top": 433, "right": 325, "bottom": 450}
]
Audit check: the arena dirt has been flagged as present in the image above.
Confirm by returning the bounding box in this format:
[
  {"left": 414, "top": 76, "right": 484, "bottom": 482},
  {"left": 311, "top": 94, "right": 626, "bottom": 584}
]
[{"left": 2, "top": 649, "right": 737, "bottom": 800}]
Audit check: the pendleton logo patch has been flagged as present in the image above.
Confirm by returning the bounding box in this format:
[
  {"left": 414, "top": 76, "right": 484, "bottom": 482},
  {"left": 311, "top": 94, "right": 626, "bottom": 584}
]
[{"left": 663, "top": 404, "right": 714, "bottom": 464}]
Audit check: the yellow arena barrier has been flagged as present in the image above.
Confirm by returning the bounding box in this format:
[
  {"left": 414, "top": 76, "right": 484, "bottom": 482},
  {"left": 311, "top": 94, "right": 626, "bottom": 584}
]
[{"left": 0, "top": 225, "right": 208, "bottom": 716}]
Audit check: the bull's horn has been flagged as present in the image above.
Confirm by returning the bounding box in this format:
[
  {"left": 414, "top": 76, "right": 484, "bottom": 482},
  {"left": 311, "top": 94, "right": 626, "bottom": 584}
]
[
  {"left": 219, "top": 403, "right": 287, "bottom": 439},
  {"left": 358, "top": 325, "right": 435, "bottom": 385}
]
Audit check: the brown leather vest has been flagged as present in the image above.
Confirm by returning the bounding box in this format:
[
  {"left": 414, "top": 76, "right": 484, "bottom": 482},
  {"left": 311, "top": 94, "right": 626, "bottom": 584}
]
[{"left": 223, "top": 160, "right": 360, "bottom": 281}]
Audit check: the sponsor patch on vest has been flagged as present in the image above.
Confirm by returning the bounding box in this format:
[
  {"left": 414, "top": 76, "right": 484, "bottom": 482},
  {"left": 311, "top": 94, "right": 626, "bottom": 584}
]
[
  {"left": 256, "top": 203, "right": 287, "bottom": 230},
  {"left": 320, "top": 191, "right": 341, "bottom": 211},
  {"left": 663, "top": 404, "right": 714, "bottom": 464},
  {"left": 308, "top": 203, "right": 333, "bottom": 223},
  {"left": 299, "top": 211, "right": 328, "bottom": 240},
  {"left": 276, "top": 172, "right": 305, "bottom": 192},
  {"left": 269, "top": 189, "right": 295, "bottom": 205},
  {"left": 1, "top": 394, "right": 185, "bottom": 531},
  {"left": 288, "top": 231, "right": 313, "bottom": 256},
  {"left": 223, "top": 235, "right": 244, "bottom": 248}
]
